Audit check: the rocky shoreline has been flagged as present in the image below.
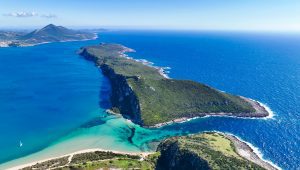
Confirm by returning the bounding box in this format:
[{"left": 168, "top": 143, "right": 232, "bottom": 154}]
[
  {"left": 81, "top": 43, "right": 271, "bottom": 127},
  {"left": 224, "top": 133, "right": 280, "bottom": 170},
  {"left": 147, "top": 97, "right": 272, "bottom": 128}
]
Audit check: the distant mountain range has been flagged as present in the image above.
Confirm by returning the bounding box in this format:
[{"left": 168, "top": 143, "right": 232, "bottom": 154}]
[{"left": 0, "top": 24, "right": 97, "bottom": 47}]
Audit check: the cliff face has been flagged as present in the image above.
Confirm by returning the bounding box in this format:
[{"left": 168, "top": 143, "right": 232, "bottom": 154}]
[
  {"left": 100, "top": 64, "right": 142, "bottom": 124},
  {"left": 80, "top": 48, "right": 143, "bottom": 125},
  {"left": 156, "top": 139, "right": 210, "bottom": 170}
]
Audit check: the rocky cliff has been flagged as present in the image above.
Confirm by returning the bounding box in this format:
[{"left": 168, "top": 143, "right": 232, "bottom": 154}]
[
  {"left": 80, "top": 47, "right": 143, "bottom": 124},
  {"left": 156, "top": 139, "right": 210, "bottom": 170}
]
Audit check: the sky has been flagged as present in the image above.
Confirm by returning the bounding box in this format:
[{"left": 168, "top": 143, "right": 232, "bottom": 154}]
[{"left": 0, "top": 0, "right": 300, "bottom": 31}]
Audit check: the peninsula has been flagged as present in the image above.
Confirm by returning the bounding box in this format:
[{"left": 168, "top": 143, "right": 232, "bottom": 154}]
[
  {"left": 79, "top": 43, "right": 270, "bottom": 127},
  {"left": 0, "top": 24, "right": 96, "bottom": 47}
]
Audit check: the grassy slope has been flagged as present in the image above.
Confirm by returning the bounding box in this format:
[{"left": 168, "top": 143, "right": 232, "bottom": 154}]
[
  {"left": 52, "top": 151, "right": 159, "bottom": 170},
  {"left": 159, "top": 132, "right": 265, "bottom": 170},
  {"left": 83, "top": 44, "right": 256, "bottom": 126}
]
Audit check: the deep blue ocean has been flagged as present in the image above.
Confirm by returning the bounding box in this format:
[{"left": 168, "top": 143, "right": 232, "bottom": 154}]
[{"left": 0, "top": 31, "right": 299, "bottom": 169}]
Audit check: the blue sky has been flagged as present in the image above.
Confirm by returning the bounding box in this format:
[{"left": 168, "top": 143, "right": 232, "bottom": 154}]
[{"left": 0, "top": 0, "right": 300, "bottom": 31}]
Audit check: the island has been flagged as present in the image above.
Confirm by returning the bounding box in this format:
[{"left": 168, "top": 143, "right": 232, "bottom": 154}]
[
  {"left": 0, "top": 24, "right": 96, "bottom": 47},
  {"left": 79, "top": 43, "right": 270, "bottom": 127},
  {"left": 20, "top": 132, "right": 277, "bottom": 170}
]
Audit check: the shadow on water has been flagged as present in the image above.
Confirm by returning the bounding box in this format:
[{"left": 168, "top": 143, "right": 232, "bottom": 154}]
[
  {"left": 79, "top": 73, "right": 113, "bottom": 129},
  {"left": 98, "top": 72, "right": 112, "bottom": 110}
]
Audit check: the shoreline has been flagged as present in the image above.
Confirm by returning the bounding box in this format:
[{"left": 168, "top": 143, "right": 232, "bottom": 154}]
[
  {"left": 147, "top": 99, "right": 275, "bottom": 128},
  {"left": 222, "top": 132, "right": 281, "bottom": 170},
  {"left": 5, "top": 132, "right": 281, "bottom": 170},
  {"left": 0, "top": 33, "right": 98, "bottom": 48},
  {"left": 6, "top": 148, "right": 153, "bottom": 170},
  {"left": 119, "top": 47, "right": 171, "bottom": 79},
  {"left": 114, "top": 46, "right": 273, "bottom": 129}
]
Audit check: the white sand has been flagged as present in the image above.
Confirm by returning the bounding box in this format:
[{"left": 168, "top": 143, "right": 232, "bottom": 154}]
[{"left": 7, "top": 148, "right": 153, "bottom": 170}]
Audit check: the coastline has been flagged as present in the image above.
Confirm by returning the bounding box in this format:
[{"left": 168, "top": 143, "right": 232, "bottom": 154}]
[
  {"left": 118, "top": 47, "right": 171, "bottom": 79},
  {"left": 222, "top": 132, "right": 281, "bottom": 170},
  {"left": 0, "top": 33, "right": 98, "bottom": 48},
  {"left": 0, "top": 43, "right": 280, "bottom": 169},
  {"left": 7, "top": 148, "right": 153, "bottom": 170},
  {"left": 6, "top": 132, "right": 280, "bottom": 170},
  {"left": 146, "top": 99, "right": 275, "bottom": 128},
  {"left": 110, "top": 45, "right": 273, "bottom": 128}
]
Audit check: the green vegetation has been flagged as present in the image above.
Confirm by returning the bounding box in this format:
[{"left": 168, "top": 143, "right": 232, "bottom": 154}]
[
  {"left": 51, "top": 151, "right": 157, "bottom": 170},
  {"left": 23, "top": 151, "right": 158, "bottom": 170},
  {"left": 21, "top": 156, "right": 69, "bottom": 170},
  {"left": 23, "top": 133, "right": 268, "bottom": 170},
  {"left": 130, "top": 78, "right": 255, "bottom": 125},
  {"left": 57, "top": 159, "right": 154, "bottom": 170},
  {"left": 156, "top": 132, "right": 266, "bottom": 170},
  {"left": 70, "top": 151, "right": 140, "bottom": 164},
  {"left": 83, "top": 44, "right": 164, "bottom": 80},
  {"left": 80, "top": 43, "right": 266, "bottom": 126}
]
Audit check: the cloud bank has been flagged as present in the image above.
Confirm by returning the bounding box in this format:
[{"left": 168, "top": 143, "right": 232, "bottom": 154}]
[{"left": 3, "top": 12, "right": 57, "bottom": 19}]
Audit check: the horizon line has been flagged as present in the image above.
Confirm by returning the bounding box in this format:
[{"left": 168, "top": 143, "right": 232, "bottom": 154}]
[{"left": 0, "top": 24, "right": 299, "bottom": 34}]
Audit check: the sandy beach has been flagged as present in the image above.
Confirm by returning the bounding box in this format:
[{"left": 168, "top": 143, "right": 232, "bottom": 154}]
[
  {"left": 8, "top": 148, "right": 153, "bottom": 170},
  {"left": 8, "top": 132, "right": 281, "bottom": 170}
]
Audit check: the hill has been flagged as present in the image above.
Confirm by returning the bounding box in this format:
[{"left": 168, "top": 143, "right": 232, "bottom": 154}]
[
  {"left": 0, "top": 24, "right": 96, "bottom": 47},
  {"left": 156, "top": 132, "right": 276, "bottom": 170},
  {"left": 79, "top": 43, "right": 269, "bottom": 127},
  {"left": 19, "top": 24, "right": 95, "bottom": 44}
]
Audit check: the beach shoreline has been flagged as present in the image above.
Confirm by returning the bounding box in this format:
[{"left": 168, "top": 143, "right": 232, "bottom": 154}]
[
  {"left": 5, "top": 132, "right": 280, "bottom": 170},
  {"left": 6, "top": 148, "right": 153, "bottom": 170}
]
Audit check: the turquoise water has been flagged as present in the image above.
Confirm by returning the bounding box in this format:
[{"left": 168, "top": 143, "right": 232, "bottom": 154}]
[
  {"left": 0, "top": 40, "right": 105, "bottom": 163},
  {"left": 0, "top": 31, "right": 300, "bottom": 169}
]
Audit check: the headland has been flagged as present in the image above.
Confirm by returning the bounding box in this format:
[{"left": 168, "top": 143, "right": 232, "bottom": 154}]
[{"left": 79, "top": 43, "right": 271, "bottom": 127}]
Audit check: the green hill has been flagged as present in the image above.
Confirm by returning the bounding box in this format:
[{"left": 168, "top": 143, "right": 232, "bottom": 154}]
[
  {"left": 80, "top": 43, "right": 269, "bottom": 127},
  {"left": 19, "top": 24, "right": 95, "bottom": 43},
  {"left": 0, "top": 24, "right": 96, "bottom": 47},
  {"left": 156, "top": 132, "right": 272, "bottom": 170}
]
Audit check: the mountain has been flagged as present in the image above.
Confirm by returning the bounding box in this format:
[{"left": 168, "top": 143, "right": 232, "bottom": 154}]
[{"left": 18, "top": 24, "right": 96, "bottom": 43}]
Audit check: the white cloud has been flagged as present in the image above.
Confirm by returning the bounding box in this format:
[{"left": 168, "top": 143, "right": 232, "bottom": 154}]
[
  {"left": 3, "top": 12, "right": 57, "bottom": 19},
  {"left": 3, "top": 11, "right": 38, "bottom": 17},
  {"left": 41, "top": 14, "right": 57, "bottom": 19}
]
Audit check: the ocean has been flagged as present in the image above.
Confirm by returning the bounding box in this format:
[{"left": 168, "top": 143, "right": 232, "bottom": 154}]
[{"left": 0, "top": 31, "right": 299, "bottom": 169}]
